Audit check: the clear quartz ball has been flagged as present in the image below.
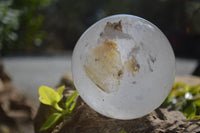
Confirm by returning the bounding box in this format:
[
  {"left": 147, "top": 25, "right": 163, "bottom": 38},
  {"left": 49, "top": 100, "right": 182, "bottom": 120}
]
[{"left": 72, "top": 14, "right": 175, "bottom": 120}]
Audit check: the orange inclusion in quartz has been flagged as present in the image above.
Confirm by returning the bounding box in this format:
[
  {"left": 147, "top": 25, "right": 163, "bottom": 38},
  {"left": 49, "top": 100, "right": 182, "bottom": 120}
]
[
  {"left": 84, "top": 38, "right": 123, "bottom": 93},
  {"left": 125, "top": 58, "right": 139, "bottom": 76}
]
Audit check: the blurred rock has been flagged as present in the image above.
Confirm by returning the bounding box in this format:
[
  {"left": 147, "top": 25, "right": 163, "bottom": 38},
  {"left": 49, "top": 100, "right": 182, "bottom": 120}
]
[
  {"left": 0, "top": 59, "right": 11, "bottom": 82},
  {"left": 0, "top": 59, "right": 36, "bottom": 133},
  {"left": 175, "top": 75, "right": 200, "bottom": 86},
  {"left": 0, "top": 106, "right": 19, "bottom": 133},
  {"left": 0, "top": 79, "right": 4, "bottom": 92},
  {"left": 193, "top": 62, "right": 200, "bottom": 76},
  {"left": 57, "top": 73, "right": 74, "bottom": 88}
]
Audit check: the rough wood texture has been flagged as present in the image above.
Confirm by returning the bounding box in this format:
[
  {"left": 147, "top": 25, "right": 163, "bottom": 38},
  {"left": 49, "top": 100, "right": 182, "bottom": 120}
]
[
  {"left": 34, "top": 95, "right": 200, "bottom": 133},
  {"left": 55, "top": 98, "right": 200, "bottom": 133},
  {"left": 34, "top": 74, "right": 200, "bottom": 133}
]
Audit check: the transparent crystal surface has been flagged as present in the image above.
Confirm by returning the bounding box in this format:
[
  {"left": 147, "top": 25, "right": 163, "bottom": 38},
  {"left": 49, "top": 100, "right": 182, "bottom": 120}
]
[{"left": 72, "top": 14, "right": 175, "bottom": 120}]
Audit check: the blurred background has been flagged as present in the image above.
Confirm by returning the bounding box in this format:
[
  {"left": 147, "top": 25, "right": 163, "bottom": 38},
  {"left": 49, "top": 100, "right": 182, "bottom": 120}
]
[
  {"left": 0, "top": 0, "right": 200, "bottom": 132},
  {"left": 0, "top": 0, "right": 200, "bottom": 100}
]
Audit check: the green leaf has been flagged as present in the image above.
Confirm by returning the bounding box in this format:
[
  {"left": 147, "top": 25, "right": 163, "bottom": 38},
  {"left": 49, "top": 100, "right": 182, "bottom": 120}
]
[
  {"left": 193, "top": 115, "right": 200, "bottom": 120},
  {"left": 69, "top": 99, "right": 77, "bottom": 113},
  {"left": 184, "top": 85, "right": 190, "bottom": 93},
  {"left": 194, "top": 99, "right": 200, "bottom": 107},
  {"left": 39, "top": 85, "right": 61, "bottom": 105},
  {"left": 163, "top": 82, "right": 200, "bottom": 120},
  {"left": 57, "top": 85, "right": 65, "bottom": 97},
  {"left": 40, "top": 113, "right": 62, "bottom": 131},
  {"left": 66, "top": 90, "right": 78, "bottom": 109},
  {"left": 190, "top": 86, "right": 200, "bottom": 95},
  {"left": 120, "top": 130, "right": 127, "bottom": 133},
  {"left": 39, "top": 85, "right": 63, "bottom": 111},
  {"left": 183, "top": 102, "right": 196, "bottom": 119}
]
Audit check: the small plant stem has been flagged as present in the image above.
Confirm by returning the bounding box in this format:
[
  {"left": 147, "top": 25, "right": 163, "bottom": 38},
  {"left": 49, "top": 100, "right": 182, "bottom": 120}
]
[{"left": 54, "top": 103, "right": 64, "bottom": 112}]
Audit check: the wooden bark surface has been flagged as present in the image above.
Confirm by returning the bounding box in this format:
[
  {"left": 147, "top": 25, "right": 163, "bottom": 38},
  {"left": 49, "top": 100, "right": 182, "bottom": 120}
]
[
  {"left": 34, "top": 94, "right": 200, "bottom": 133},
  {"left": 34, "top": 74, "right": 200, "bottom": 133}
]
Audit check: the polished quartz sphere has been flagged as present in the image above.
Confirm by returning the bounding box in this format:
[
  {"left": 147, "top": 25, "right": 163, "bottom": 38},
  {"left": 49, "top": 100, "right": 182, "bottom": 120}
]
[{"left": 72, "top": 14, "right": 175, "bottom": 120}]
